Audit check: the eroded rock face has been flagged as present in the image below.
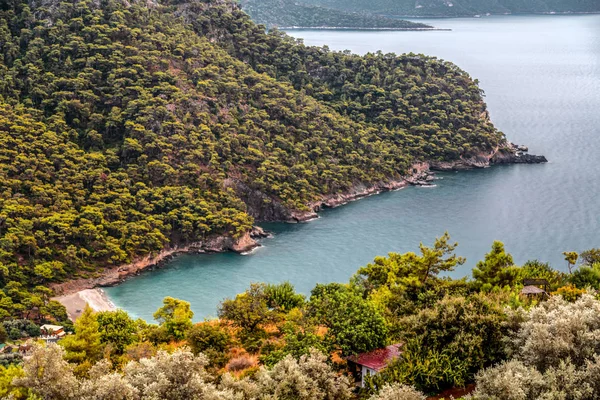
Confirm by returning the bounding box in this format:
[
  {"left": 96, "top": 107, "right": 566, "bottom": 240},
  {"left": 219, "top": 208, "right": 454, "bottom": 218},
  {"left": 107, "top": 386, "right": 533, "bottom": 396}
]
[
  {"left": 491, "top": 149, "right": 548, "bottom": 164},
  {"left": 202, "top": 231, "right": 258, "bottom": 253},
  {"left": 250, "top": 226, "right": 272, "bottom": 238},
  {"left": 431, "top": 143, "right": 547, "bottom": 170},
  {"left": 430, "top": 154, "right": 491, "bottom": 170},
  {"left": 225, "top": 179, "right": 318, "bottom": 222},
  {"left": 312, "top": 178, "right": 408, "bottom": 210}
]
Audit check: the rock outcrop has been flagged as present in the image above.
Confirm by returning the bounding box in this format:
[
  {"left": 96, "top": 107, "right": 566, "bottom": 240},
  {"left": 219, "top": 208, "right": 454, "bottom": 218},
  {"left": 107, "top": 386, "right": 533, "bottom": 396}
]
[
  {"left": 490, "top": 146, "right": 548, "bottom": 164},
  {"left": 431, "top": 143, "right": 547, "bottom": 170},
  {"left": 250, "top": 226, "right": 273, "bottom": 239},
  {"left": 226, "top": 179, "right": 315, "bottom": 222}
]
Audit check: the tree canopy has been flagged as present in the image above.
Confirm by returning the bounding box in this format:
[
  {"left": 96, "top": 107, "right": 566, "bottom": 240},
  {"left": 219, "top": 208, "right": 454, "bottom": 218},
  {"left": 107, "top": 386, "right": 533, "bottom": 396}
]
[
  {"left": 299, "top": 0, "right": 600, "bottom": 17},
  {"left": 0, "top": 0, "right": 508, "bottom": 318}
]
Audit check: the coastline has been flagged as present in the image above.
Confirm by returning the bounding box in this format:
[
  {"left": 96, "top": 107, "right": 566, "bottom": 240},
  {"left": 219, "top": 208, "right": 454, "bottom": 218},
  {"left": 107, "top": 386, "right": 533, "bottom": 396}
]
[
  {"left": 387, "top": 11, "right": 600, "bottom": 19},
  {"left": 50, "top": 231, "right": 260, "bottom": 297},
  {"left": 280, "top": 26, "right": 450, "bottom": 31},
  {"left": 54, "top": 288, "right": 116, "bottom": 320},
  {"left": 255, "top": 144, "right": 547, "bottom": 222},
  {"left": 52, "top": 143, "right": 546, "bottom": 315}
]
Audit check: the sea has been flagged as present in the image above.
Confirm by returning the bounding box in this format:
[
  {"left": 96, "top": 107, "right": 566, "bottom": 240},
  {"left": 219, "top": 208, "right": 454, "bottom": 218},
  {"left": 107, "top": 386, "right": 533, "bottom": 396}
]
[{"left": 105, "top": 14, "right": 600, "bottom": 321}]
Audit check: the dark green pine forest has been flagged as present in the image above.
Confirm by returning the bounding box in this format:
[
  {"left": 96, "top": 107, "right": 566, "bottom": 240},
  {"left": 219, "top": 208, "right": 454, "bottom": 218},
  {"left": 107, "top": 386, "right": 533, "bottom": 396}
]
[
  {"left": 0, "top": 0, "right": 506, "bottom": 318},
  {"left": 238, "top": 0, "right": 434, "bottom": 29},
  {"left": 300, "top": 0, "right": 600, "bottom": 16}
]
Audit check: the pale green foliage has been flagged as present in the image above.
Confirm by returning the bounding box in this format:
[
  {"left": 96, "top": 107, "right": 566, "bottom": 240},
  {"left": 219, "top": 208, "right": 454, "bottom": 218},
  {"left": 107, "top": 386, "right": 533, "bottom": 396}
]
[
  {"left": 123, "top": 349, "right": 216, "bottom": 399},
  {"left": 219, "top": 373, "right": 261, "bottom": 398},
  {"left": 469, "top": 360, "right": 545, "bottom": 400},
  {"left": 253, "top": 349, "right": 353, "bottom": 400},
  {"left": 470, "top": 357, "right": 600, "bottom": 400},
  {"left": 471, "top": 295, "right": 600, "bottom": 400},
  {"left": 78, "top": 360, "right": 137, "bottom": 400},
  {"left": 12, "top": 345, "right": 237, "bottom": 400},
  {"left": 368, "top": 383, "right": 426, "bottom": 400},
  {"left": 13, "top": 344, "right": 79, "bottom": 400},
  {"left": 11, "top": 345, "right": 350, "bottom": 399},
  {"left": 509, "top": 294, "right": 600, "bottom": 370},
  {"left": 153, "top": 297, "right": 194, "bottom": 340}
]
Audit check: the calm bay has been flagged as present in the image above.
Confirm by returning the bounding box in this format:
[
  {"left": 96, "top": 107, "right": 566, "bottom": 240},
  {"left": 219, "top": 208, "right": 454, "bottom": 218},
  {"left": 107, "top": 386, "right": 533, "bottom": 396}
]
[{"left": 105, "top": 14, "right": 600, "bottom": 321}]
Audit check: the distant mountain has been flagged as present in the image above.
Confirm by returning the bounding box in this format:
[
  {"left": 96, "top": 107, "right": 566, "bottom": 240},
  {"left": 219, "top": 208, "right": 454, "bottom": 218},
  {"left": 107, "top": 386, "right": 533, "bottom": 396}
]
[
  {"left": 299, "top": 0, "right": 600, "bottom": 16},
  {"left": 239, "top": 0, "right": 433, "bottom": 29}
]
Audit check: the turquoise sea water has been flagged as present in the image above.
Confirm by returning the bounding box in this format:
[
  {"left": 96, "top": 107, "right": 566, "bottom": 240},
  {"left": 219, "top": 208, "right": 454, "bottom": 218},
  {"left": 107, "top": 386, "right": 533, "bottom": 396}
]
[{"left": 105, "top": 15, "right": 600, "bottom": 321}]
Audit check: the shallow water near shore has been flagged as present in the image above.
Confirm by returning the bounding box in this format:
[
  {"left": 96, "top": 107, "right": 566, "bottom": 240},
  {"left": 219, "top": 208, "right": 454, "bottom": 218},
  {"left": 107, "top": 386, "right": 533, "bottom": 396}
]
[{"left": 105, "top": 14, "right": 600, "bottom": 321}]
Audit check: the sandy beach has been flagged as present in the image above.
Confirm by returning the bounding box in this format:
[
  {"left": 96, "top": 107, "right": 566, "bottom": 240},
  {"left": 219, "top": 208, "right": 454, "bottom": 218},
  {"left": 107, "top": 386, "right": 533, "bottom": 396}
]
[{"left": 55, "top": 288, "right": 117, "bottom": 320}]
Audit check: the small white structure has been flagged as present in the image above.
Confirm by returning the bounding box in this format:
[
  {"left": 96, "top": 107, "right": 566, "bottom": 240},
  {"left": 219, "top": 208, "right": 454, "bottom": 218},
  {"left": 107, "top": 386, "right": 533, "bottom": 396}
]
[{"left": 40, "top": 324, "right": 66, "bottom": 343}]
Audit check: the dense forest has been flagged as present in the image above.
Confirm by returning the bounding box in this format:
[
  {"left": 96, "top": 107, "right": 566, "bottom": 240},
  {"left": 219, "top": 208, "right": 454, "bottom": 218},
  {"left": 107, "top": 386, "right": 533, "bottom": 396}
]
[
  {"left": 238, "top": 0, "right": 433, "bottom": 29},
  {"left": 0, "top": 0, "right": 509, "bottom": 320},
  {"left": 2, "top": 236, "right": 600, "bottom": 399},
  {"left": 301, "top": 0, "right": 600, "bottom": 16}
]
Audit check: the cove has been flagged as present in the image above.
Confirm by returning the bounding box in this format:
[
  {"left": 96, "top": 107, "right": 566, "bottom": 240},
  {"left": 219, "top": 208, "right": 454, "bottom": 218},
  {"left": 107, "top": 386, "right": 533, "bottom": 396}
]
[{"left": 105, "top": 14, "right": 600, "bottom": 321}]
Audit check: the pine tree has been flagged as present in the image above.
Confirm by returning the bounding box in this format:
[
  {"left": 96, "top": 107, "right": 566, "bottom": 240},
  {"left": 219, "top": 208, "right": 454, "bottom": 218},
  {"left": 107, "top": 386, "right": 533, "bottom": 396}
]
[{"left": 60, "top": 305, "right": 103, "bottom": 376}]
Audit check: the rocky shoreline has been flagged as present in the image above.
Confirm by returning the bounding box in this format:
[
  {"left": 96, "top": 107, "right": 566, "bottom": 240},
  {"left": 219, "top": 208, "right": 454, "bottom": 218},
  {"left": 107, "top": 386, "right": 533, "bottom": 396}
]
[
  {"left": 50, "top": 229, "right": 267, "bottom": 297},
  {"left": 244, "top": 143, "right": 547, "bottom": 222},
  {"left": 52, "top": 143, "right": 545, "bottom": 306},
  {"left": 281, "top": 26, "right": 450, "bottom": 31}
]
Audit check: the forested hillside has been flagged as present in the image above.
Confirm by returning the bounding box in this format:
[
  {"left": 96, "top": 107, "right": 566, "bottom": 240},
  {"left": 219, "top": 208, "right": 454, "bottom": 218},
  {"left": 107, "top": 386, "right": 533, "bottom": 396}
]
[
  {"left": 301, "top": 0, "right": 600, "bottom": 16},
  {"left": 0, "top": 0, "right": 508, "bottom": 318},
  {"left": 238, "top": 0, "right": 433, "bottom": 29}
]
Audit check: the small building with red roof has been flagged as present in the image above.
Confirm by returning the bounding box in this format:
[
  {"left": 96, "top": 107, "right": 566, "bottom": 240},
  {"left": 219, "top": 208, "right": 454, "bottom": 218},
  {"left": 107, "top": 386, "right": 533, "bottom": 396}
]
[{"left": 346, "top": 344, "right": 402, "bottom": 387}]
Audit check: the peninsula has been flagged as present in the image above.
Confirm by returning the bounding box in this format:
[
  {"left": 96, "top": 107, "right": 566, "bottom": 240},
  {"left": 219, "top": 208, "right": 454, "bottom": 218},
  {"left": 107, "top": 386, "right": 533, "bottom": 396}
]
[{"left": 0, "top": 0, "right": 544, "bottom": 324}]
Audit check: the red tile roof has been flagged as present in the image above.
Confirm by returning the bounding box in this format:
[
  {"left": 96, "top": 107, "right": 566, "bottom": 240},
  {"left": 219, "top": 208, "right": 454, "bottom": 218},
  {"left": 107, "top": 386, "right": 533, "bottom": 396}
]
[{"left": 347, "top": 344, "right": 402, "bottom": 371}]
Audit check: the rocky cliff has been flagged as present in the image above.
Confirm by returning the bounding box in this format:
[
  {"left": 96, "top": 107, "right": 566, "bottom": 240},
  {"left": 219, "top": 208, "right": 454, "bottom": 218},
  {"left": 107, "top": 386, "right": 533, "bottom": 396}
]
[
  {"left": 234, "top": 144, "right": 546, "bottom": 223},
  {"left": 430, "top": 143, "right": 547, "bottom": 170}
]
